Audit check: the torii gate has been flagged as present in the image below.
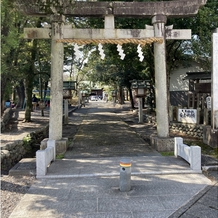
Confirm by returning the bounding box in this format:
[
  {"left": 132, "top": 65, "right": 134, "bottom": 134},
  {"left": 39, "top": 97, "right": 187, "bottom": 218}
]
[{"left": 15, "top": 0, "right": 206, "bottom": 148}]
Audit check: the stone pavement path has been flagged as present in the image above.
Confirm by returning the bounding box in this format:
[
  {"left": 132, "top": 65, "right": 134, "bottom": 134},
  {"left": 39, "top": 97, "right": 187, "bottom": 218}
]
[
  {"left": 3, "top": 101, "right": 218, "bottom": 218},
  {"left": 64, "top": 104, "right": 160, "bottom": 158},
  {"left": 9, "top": 174, "right": 212, "bottom": 218}
]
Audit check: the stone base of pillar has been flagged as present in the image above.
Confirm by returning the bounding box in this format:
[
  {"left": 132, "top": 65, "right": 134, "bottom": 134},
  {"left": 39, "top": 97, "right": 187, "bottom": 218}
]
[
  {"left": 203, "top": 126, "right": 218, "bottom": 148},
  {"left": 150, "top": 135, "right": 174, "bottom": 152},
  {"left": 40, "top": 138, "right": 68, "bottom": 155}
]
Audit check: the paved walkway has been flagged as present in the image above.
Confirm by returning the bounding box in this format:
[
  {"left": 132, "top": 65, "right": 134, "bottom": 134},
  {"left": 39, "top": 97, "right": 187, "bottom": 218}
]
[{"left": 6, "top": 101, "right": 218, "bottom": 218}]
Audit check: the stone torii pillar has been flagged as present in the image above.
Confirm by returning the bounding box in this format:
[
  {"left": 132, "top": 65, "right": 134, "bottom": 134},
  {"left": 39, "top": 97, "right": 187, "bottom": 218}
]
[
  {"left": 49, "top": 14, "right": 65, "bottom": 141},
  {"left": 152, "top": 15, "right": 169, "bottom": 138},
  {"left": 203, "top": 28, "right": 218, "bottom": 148}
]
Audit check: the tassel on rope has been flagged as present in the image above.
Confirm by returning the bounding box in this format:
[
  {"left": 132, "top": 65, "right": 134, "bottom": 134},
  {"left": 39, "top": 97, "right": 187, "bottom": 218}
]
[{"left": 98, "top": 43, "right": 105, "bottom": 60}]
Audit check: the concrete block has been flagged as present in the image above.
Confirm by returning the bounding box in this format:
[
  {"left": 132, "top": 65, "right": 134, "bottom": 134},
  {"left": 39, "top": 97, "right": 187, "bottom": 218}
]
[
  {"left": 40, "top": 138, "right": 68, "bottom": 155},
  {"left": 150, "top": 135, "right": 174, "bottom": 151},
  {"left": 40, "top": 138, "right": 49, "bottom": 150},
  {"left": 36, "top": 147, "right": 54, "bottom": 176},
  {"left": 174, "top": 137, "right": 183, "bottom": 157},
  {"left": 9, "top": 158, "right": 36, "bottom": 176},
  {"left": 203, "top": 126, "right": 218, "bottom": 148},
  {"left": 56, "top": 138, "right": 68, "bottom": 154},
  {"left": 190, "top": 146, "right": 201, "bottom": 171}
]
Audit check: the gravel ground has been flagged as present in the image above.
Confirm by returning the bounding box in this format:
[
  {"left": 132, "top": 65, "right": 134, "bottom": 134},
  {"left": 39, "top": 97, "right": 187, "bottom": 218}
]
[{"left": 1, "top": 175, "right": 36, "bottom": 218}]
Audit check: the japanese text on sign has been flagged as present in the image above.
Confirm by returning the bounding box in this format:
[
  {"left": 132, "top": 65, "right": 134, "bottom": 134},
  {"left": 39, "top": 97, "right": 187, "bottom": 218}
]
[{"left": 178, "top": 109, "right": 197, "bottom": 124}]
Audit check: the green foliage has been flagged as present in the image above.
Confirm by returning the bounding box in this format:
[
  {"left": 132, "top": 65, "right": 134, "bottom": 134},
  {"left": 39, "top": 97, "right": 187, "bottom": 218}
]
[
  {"left": 23, "top": 135, "right": 31, "bottom": 147},
  {"left": 168, "top": 0, "right": 218, "bottom": 70},
  {"left": 160, "top": 151, "right": 174, "bottom": 156},
  {"left": 2, "top": 0, "right": 218, "bottom": 110},
  {"left": 22, "top": 135, "right": 33, "bottom": 154},
  {"left": 1, "top": 0, "right": 52, "bottom": 119},
  {"left": 56, "top": 154, "right": 65, "bottom": 159}
]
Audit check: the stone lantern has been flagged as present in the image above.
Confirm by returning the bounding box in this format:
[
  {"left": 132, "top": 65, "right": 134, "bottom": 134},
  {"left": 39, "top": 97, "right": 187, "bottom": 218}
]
[
  {"left": 131, "top": 80, "right": 147, "bottom": 98},
  {"left": 131, "top": 80, "right": 149, "bottom": 123},
  {"left": 63, "top": 81, "right": 76, "bottom": 99}
]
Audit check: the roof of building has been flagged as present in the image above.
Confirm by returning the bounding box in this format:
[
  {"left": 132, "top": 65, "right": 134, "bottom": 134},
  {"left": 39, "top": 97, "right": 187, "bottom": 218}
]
[{"left": 184, "top": 72, "right": 211, "bottom": 80}]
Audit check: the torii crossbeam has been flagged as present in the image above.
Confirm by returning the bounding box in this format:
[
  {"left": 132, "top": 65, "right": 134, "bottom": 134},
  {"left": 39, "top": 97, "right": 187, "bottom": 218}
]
[{"left": 15, "top": 0, "right": 207, "bottom": 17}]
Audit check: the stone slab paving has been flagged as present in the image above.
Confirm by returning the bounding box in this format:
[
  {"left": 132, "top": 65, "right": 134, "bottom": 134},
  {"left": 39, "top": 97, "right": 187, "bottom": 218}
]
[
  {"left": 9, "top": 173, "right": 211, "bottom": 218},
  {"left": 9, "top": 158, "right": 36, "bottom": 176}
]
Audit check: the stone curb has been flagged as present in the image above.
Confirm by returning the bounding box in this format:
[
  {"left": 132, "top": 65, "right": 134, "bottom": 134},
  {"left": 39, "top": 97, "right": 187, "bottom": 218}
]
[
  {"left": 202, "top": 165, "right": 218, "bottom": 171},
  {"left": 37, "top": 169, "right": 202, "bottom": 179}
]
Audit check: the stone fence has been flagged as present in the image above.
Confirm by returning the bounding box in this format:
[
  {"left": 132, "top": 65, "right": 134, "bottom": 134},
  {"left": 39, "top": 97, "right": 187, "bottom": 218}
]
[
  {"left": 174, "top": 137, "right": 201, "bottom": 171},
  {"left": 145, "top": 113, "right": 204, "bottom": 139},
  {"left": 170, "top": 123, "right": 203, "bottom": 139}
]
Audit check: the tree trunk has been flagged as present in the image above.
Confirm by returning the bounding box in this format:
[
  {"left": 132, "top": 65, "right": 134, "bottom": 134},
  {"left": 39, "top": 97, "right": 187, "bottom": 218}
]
[
  {"left": 128, "top": 87, "right": 135, "bottom": 109},
  {"left": 118, "top": 86, "right": 124, "bottom": 105},
  {"left": 15, "top": 81, "right": 25, "bottom": 108},
  {"left": 24, "top": 40, "right": 37, "bottom": 122},
  {"left": 1, "top": 75, "right": 7, "bottom": 115},
  {"left": 24, "top": 77, "right": 33, "bottom": 122},
  {"left": 43, "top": 81, "right": 49, "bottom": 100}
]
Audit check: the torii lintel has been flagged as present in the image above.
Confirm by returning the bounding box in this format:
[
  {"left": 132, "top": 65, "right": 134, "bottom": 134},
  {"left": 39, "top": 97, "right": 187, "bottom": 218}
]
[
  {"left": 24, "top": 26, "right": 191, "bottom": 43},
  {"left": 14, "top": 0, "right": 207, "bottom": 18}
]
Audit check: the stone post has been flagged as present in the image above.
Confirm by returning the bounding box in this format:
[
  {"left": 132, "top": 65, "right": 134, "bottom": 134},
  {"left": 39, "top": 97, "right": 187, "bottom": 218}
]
[
  {"left": 64, "top": 99, "right": 68, "bottom": 124},
  {"left": 152, "top": 15, "right": 169, "bottom": 137},
  {"left": 197, "top": 108, "right": 201, "bottom": 125},
  {"left": 49, "top": 15, "right": 65, "bottom": 140},
  {"left": 169, "top": 105, "right": 173, "bottom": 122},
  {"left": 203, "top": 108, "right": 208, "bottom": 125},
  {"left": 212, "top": 28, "right": 218, "bottom": 129},
  {"left": 138, "top": 98, "right": 143, "bottom": 123}
]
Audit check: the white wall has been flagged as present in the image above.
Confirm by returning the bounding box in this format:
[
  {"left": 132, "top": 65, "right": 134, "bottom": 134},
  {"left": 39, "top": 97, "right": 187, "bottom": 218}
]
[{"left": 170, "top": 62, "right": 205, "bottom": 91}]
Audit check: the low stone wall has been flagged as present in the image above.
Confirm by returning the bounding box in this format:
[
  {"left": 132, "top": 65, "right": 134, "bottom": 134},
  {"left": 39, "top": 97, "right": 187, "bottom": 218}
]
[
  {"left": 144, "top": 114, "right": 203, "bottom": 139},
  {"left": 1, "top": 125, "right": 49, "bottom": 172},
  {"left": 170, "top": 123, "right": 203, "bottom": 138}
]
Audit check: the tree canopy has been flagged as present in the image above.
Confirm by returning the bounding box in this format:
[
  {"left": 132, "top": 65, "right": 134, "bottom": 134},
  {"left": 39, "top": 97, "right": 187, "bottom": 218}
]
[{"left": 1, "top": 0, "right": 218, "bottom": 112}]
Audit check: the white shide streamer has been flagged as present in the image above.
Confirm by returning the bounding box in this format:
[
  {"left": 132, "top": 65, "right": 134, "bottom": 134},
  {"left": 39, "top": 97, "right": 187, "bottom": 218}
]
[
  {"left": 137, "top": 44, "right": 144, "bottom": 62},
  {"left": 98, "top": 43, "right": 105, "bottom": 60},
  {"left": 117, "top": 44, "right": 125, "bottom": 60}
]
